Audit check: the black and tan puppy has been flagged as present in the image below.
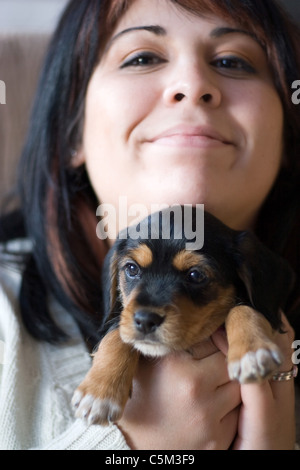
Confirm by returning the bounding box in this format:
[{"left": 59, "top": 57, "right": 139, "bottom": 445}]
[{"left": 72, "top": 206, "right": 294, "bottom": 425}]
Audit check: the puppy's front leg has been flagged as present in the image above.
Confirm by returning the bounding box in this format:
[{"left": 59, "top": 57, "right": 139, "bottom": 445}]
[
  {"left": 226, "top": 305, "right": 283, "bottom": 383},
  {"left": 72, "top": 329, "right": 139, "bottom": 425}
]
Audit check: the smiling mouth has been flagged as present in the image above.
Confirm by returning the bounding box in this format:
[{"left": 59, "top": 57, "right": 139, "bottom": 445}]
[
  {"left": 151, "top": 134, "right": 230, "bottom": 148},
  {"left": 148, "top": 125, "right": 233, "bottom": 149}
]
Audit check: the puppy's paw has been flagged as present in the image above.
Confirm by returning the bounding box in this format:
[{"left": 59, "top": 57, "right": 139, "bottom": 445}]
[
  {"left": 228, "top": 347, "right": 283, "bottom": 384},
  {"left": 72, "top": 389, "right": 122, "bottom": 426}
]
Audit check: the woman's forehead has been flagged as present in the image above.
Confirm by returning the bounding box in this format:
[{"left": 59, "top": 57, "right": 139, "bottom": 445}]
[
  {"left": 107, "top": 0, "right": 266, "bottom": 46},
  {"left": 105, "top": 0, "right": 266, "bottom": 58}
]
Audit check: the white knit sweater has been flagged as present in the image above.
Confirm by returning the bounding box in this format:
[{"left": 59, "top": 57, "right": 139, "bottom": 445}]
[{"left": 0, "top": 241, "right": 130, "bottom": 450}]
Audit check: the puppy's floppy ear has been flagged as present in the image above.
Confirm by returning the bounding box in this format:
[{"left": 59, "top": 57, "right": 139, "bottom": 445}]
[
  {"left": 234, "top": 231, "right": 295, "bottom": 330},
  {"left": 101, "top": 243, "right": 120, "bottom": 323}
]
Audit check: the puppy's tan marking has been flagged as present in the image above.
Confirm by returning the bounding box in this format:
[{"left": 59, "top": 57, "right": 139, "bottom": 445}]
[
  {"left": 226, "top": 305, "right": 275, "bottom": 360},
  {"left": 74, "top": 328, "right": 139, "bottom": 425},
  {"left": 129, "top": 244, "right": 153, "bottom": 268},
  {"left": 119, "top": 297, "right": 141, "bottom": 343},
  {"left": 160, "top": 286, "right": 236, "bottom": 350},
  {"left": 172, "top": 251, "right": 212, "bottom": 274},
  {"left": 225, "top": 305, "right": 281, "bottom": 382},
  {"left": 117, "top": 285, "right": 235, "bottom": 351}
]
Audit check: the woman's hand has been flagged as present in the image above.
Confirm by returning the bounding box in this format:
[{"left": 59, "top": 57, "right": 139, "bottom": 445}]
[
  {"left": 118, "top": 314, "right": 296, "bottom": 450},
  {"left": 118, "top": 333, "right": 241, "bottom": 450},
  {"left": 229, "top": 314, "right": 296, "bottom": 450}
]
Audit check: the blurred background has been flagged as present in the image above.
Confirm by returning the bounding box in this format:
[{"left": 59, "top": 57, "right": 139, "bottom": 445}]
[
  {"left": 0, "top": 0, "right": 69, "bottom": 33},
  {"left": 0, "top": 0, "right": 299, "bottom": 33}
]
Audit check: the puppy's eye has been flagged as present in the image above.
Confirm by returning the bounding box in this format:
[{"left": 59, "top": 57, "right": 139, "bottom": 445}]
[
  {"left": 125, "top": 262, "right": 141, "bottom": 279},
  {"left": 186, "top": 268, "right": 207, "bottom": 284}
]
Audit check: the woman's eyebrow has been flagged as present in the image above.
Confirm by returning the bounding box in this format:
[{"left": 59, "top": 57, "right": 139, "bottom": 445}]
[
  {"left": 210, "top": 26, "right": 264, "bottom": 49},
  {"left": 105, "top": 25, "right": 167, "bottom": 52},
  {"left": 104, "top": 24, "right": 265, "bottom": 54}
]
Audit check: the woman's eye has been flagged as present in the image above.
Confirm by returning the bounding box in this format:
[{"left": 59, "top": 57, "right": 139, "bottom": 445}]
[
  {"left": 121, "top": 52, "right": 166, "bottom": 69},
  {"left": 186, "top": 268, "right": 207, "bottom": 284},
  {"left": 125, "top": 262, "right": 141, "bottom": 279},
  {"left": 212, "top": 56, "right": 256, "bottom": 75}
]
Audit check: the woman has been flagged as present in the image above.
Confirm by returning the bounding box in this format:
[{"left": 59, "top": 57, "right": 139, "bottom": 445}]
[{"left": 0, "top": 0, "right": 299, "bottom": 449}]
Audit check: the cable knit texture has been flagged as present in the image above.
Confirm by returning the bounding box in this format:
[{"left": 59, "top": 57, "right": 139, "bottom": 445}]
[{"left": 0, "top": 241, "right": 130, "bottom": 450}]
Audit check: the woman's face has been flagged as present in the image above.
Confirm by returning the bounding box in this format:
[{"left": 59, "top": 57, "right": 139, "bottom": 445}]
[{"left": 81, "top": 0, "right": 283, "bottom": 233}]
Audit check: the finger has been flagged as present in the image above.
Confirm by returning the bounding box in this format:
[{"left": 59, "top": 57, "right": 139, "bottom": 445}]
[
  {"left": 274, "top": 313, "right": 295, "bottom": 370},
  {"left": 167, "top": 347, "right": 231, "bottom": 390},
  {"left": 270, "top": 313, "right": 296, "bottom": 400},
  {"left": 240, "top": 380, "right": 273, "bottom": 411},
  {"left": 188, "top": 337, "right": 219, "bottom": 360},
  {"left": 193, "top": 350, "right": 231, "bottom": 389},
  {"left": 216, "top": 380, "right": 241, "bottom": 419},
  {"left": 220, "top": 406, "right": 240, "bottom": 448},
  {"left": 238, "top": 378, "right": 296, "bottom": 449},
  {"left": 211, "top": 326, "right": 228, "bottom": 355}
]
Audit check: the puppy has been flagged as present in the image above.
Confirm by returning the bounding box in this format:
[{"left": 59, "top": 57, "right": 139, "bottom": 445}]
[{"left": 72, "top": 206, "right": 295, "bottom": 425}]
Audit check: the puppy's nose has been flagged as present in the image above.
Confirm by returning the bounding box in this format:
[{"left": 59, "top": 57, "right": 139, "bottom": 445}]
[{"left": 134, "top": 310, "right": 165, "bottom": 335}]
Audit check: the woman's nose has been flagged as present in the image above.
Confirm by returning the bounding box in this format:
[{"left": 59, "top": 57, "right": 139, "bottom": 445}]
[{"left": 163, "top": 60, "right": 222, "bottom": 108}]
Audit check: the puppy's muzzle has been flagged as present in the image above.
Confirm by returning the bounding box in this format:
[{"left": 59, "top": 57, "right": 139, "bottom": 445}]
[{"left": 134, "top": 310, "right": 165, "bottom": 335}]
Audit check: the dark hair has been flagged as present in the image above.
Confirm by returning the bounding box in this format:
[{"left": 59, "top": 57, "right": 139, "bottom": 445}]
[{"left": 1, "top": 0, "right": 300, "bottom": 345}]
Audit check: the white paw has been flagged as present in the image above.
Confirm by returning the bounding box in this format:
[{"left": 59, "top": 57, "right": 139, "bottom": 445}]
[
  {"left": 228, "top": 348, "right": 283, "bottom": 384},
  {"left": 72, "top": 390, "right": 122, "bottom": 426}
]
